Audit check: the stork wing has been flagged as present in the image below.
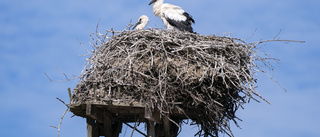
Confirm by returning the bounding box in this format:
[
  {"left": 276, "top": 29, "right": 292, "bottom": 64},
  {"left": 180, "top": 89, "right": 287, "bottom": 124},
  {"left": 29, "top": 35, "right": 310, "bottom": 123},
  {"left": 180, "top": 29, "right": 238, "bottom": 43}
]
[
  {"left": 162, "top": 4, "right": 186, "bottom": 21},
  {"left": 162, "top": 4, "right": 194, "bottom": 32}
]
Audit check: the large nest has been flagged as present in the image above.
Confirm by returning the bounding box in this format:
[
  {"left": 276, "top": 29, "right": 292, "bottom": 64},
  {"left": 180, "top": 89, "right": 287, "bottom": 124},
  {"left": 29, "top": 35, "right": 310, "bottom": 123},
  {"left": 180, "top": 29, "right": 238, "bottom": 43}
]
[{"left": 72, "top": 28, "right": 275, "bottom": 136}]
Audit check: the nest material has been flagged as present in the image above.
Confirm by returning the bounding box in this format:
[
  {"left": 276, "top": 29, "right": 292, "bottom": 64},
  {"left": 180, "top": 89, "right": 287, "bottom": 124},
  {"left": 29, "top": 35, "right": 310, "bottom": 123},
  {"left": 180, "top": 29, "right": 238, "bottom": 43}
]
[{"left": 72, "top": 28, "right": 270, "bottom": 136}]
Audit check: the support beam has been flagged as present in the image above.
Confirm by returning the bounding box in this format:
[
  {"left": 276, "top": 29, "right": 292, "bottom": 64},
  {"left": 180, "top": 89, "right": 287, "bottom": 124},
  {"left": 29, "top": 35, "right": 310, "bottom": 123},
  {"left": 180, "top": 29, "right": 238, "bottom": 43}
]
[
  {"left": 103, "top": 111, "right": 112, "bottom": 137},
  {"left": 86, "top": 104, "right": 92, "bottom": 116},
  {"left": 86, "top": 117, "right": 99, "bottom": 137},
  {"left": 147, "top": 120, "right": 155, "bottom": 137},
  {"left": 112, "top": 122, "right": 122, "bottom": 137},
  {"left": 86, "top": 104, "right": 103, "bottom": 123},
  {"left": 163, "top": 117, "right": 170, "bottom": 137},
  {"left": 145, "top": 107, "right": 162, "bottom": 124}
]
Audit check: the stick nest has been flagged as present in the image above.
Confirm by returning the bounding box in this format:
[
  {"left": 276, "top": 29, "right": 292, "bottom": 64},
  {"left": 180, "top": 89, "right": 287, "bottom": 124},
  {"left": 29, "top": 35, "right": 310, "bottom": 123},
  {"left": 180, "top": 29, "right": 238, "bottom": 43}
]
[{"left": 72, "top": 28, "right": 274, "bottom": 137}]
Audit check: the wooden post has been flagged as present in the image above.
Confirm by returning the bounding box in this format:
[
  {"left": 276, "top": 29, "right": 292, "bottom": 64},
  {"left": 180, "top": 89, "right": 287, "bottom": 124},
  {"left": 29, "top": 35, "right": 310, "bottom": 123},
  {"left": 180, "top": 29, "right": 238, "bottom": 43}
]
[
  {"left": 87, "top": 117, "right": 99, "bottom": 137},
  {"left": 147, "top": 120, "right": 155, "bottom": 137},
  {"left": 68, "top": 88, "right": 72, "bottom": 102},
  {"left": 86, "top": 104, "right": 92, "bottom": 116},
  {"left": 145, "top": 107, "right": 161, "bottom": 124},
  {"left": 112, "top": 122, "right": 122, "bottom": 137},
  {"left": 93, "top": 83, "right": 97, "bottom": 102},
  {"left": 163, "top": 117, "right": 170, "bottom": 137},
  {"left": 103, "top": 110, "right": 112, "bottom": 137}
]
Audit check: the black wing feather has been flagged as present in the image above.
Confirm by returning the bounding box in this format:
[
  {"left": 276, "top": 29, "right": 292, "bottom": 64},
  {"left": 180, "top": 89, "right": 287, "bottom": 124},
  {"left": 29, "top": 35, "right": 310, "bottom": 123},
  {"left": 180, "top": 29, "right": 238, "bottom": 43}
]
[
  {"left": 183, "top": 12, "right": 195, "bottom": 24},
  {"left": 165, "top": 12, "right": 195, "bottom": 33}
]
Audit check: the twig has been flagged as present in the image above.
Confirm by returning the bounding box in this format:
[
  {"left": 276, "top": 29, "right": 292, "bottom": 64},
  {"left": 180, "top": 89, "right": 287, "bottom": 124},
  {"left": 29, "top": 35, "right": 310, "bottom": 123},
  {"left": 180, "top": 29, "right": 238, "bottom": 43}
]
[
  {"left": 123, "top": 122, "right": 147, "bottom": 137},
  {"left": 78, "top": 40, "right": 91, "bottom": 54},
  {"left": 244, "top": 28, "right": 257, "bottom": 41},
  {"left": 44, "top": 68, "right": 79, "bottom": 82},
  {"left": 44, "top": 72, "right": 53, "bottom": 82},
  {"left": 56, "top": 97, "right": 68, "bottom": 107},
  {"left": 273, "top": 29, "right": 282, "bottom": 40},
  {"left": 50, "top": 97, "right": 70, "bottom": 137},
  {"left": 253, "top": 39, "right": 305, "bottom": 46},
  {"left": 130, "top": 118, "right": 140, "bottom": 137}
]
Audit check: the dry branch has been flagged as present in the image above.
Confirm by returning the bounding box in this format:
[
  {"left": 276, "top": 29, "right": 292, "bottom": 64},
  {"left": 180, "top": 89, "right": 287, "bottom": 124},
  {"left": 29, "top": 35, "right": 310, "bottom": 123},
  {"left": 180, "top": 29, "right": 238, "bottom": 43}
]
[{"left": 51, "top": 98, "right": 70, "bottom": 137}]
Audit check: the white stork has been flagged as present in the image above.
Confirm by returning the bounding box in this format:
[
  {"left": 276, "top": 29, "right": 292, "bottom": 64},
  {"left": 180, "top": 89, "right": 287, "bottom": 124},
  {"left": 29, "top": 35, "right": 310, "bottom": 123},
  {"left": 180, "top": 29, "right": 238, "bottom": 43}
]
[
  {"left": 133, "top": 15, "right": 149, "bottom": 30},
  {"left": 149, "top": 0, "right": 195, "bottom": 33}
]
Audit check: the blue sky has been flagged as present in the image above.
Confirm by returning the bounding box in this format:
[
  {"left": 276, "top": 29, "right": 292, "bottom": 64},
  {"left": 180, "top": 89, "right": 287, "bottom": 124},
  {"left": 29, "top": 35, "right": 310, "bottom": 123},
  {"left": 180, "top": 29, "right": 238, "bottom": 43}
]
[{"left": 0, "top": 0, "right": 319, "bottom": 137}]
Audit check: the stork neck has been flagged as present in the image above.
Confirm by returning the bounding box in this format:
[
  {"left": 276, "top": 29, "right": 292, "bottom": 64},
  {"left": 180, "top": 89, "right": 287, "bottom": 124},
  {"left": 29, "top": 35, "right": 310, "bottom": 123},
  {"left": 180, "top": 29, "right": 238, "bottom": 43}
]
[
  {"left": 152, "top": 0, "right": 163, "bottom": 17},
  {"left": 154, "top": 0, "right": 164, "bottom": 6}
]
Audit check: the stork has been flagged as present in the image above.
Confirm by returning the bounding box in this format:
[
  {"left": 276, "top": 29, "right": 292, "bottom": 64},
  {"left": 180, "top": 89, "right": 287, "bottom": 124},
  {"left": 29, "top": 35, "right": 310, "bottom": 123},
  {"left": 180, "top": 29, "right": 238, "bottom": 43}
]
[
  {"left": 133, "top": 15, "right": 149, "bottom": 30},
  {"left": 149, "top": 0, "right": 195, "bottom": 33}
]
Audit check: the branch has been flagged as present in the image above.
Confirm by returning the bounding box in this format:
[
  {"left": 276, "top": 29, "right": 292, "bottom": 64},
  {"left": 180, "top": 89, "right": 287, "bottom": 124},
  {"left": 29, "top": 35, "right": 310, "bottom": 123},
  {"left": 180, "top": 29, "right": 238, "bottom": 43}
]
[
  {"left": 56, "top": 97, "right": 69, "bottom": 107},
  {"left": 123, "top": 122, "right": 147, "bottom": 137},
  {"left": 50, "top": 97, "right": 70, "bottom": 137},
  {"left": 254, "top": 39, "right": 305, "bottom": 45},
  {"left": 44, "top": 67, "right": 79, "bottom": 82}
]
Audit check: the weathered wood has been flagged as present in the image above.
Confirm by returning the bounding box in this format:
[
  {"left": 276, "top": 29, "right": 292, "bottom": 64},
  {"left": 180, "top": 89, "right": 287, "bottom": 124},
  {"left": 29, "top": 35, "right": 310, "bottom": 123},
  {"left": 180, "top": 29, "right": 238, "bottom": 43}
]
[
  {"left": 145, "top": 107, "right": 162, "bottom": 124},
  {"left": 81, "top": 103, "right": 182, "bottom": 137},
  {"left": 86, "top": 104, "right": 92, "bottom": 116},
  {"left": 163, "top": 117, "right": 170, "bottom": 137},
  {"left": 86, "top": 117, "right": 99, "bottom": 137},
  {"left": 93, "top": 83, "right": 97, "bottom": 101},
  {"left": 86, "top": 104, "right": 104, "bottom": 123},
  {"left": 103, "top": 110, "right": 112, "bottom": 137},
  {"left": 70, "top": 101, "right": 145, "bottom": 118},
  {"left": 147, "top": 120, "right": 155, "bottom": 137},
  {"left": 112, "top": 122, "right": 122, "bottom": 137},
  {"left": 98, "top": 122, "right": 105, "bottom": 136},
  {"left": 116, "top": 86, "right": 120, "bottom": 99},
  {"left": 155, "top": 123, "right": 163, "bottom": 137},
  {"left": 68, "top": 88, "right": 72, "bottom": 102}
]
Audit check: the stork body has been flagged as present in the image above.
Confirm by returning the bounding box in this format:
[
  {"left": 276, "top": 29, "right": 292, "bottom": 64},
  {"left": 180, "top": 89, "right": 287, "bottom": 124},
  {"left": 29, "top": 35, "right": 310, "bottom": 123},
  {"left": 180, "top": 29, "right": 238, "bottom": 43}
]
[
  {"left": 149, "top": 0, "right": 195, "bottom": 33},
  {"left": 133, "top": 15, "right": 149, "bottom": 30}
]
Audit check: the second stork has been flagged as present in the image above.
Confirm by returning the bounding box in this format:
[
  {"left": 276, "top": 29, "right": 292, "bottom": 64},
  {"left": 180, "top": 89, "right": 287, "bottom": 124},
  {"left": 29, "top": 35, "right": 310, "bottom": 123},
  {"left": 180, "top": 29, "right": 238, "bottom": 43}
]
[
  {"left": 149, "top": 0, "right": 195, "bottom": 33},
  {"left": 133, "top": 15, "right": 149, "bottom": 30}
]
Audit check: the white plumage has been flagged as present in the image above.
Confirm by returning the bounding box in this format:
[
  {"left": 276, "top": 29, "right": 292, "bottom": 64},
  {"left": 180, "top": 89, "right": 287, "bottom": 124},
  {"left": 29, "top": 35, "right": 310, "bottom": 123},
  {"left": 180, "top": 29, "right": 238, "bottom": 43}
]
[
  {"left": 149, "top": 0, "right": 195, "bottom": 33},
  {"left": 133, "top": 15, "right": 149, "bottom": 30}
]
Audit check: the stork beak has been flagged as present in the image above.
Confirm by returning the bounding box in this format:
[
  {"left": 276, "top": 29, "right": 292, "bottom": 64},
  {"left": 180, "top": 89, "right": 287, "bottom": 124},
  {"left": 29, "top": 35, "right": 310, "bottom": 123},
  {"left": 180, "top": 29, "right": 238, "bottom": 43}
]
[
  {"left": 132, "top": 20, "right": 141, "bottom": 30},
  {"left": 149, "top": 0, "right": 156, "bottom": 5}
]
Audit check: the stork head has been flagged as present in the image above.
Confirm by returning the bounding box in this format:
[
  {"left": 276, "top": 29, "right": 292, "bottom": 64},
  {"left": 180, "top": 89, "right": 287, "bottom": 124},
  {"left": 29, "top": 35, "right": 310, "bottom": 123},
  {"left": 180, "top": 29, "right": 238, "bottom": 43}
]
[
  {"left": 133, "top": 15, "right": 149, "bottom": 30},
  {"left": 139, "top": 15, "right": 149, "bottom": 24},
  {"left": 149, "top": 0, "right": 157, "bottom": 5}
]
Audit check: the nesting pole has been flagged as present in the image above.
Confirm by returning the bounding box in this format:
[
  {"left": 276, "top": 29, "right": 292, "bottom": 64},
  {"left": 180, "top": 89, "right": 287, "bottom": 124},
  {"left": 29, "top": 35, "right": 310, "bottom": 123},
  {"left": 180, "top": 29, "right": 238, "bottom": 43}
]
[{"left": 69, "top": 28, "right": 275, "bottom": 137}]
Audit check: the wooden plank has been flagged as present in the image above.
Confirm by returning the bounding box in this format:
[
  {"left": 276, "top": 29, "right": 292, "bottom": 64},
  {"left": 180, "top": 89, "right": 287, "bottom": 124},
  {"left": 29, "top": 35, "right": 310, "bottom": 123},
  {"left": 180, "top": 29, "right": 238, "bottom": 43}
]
[
  {"left": 98, "top": 122, "right": 105, "bottom": 136},
  {"left": 86, "top": 104, "right": 104, "bottom": 123},
  {"left": 154, "top": 123, "right": 163, "bottom": 137},
  {"left": 86, "top": 104, "right": 92, "bottom": 116},
  {"left": 163, "top": 117, "right": 170, "bottom": 137},
  {"left": 112, "top": 122, "right": 122, "bottom": 137},
  {"left": 86, "top": 118, "right": 93, "bottom": 137},
  {"left": 93, "top": 83, "right": 97, "bottom": 101},
  {"left": 68, "top": 88, "right": 72, "bottom": 102},
  {"left": 71, "top": 101, "right": 144, "bottom": 110},
  {"left": 103, "top": 111, "right": 112, "bottom": 137},
  {"left": 145, "top": 108, "right": 162, "bottom": 124},
  {"left": 86, "top": 117, "right": 98, "bottom": 137},
  {"left": 147, "top": 120, "right": 155, "bottom": 137}
]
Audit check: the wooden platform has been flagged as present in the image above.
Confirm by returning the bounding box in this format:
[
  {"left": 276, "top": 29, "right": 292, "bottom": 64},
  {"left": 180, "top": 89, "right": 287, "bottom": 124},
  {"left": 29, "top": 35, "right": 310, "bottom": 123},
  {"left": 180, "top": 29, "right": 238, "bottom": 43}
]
[
  {"left": 70, "top": 101, "right": 145, "bottom": 122},
  {"left": 70, "top": 100, "right": 187, "bottom": 137}
]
